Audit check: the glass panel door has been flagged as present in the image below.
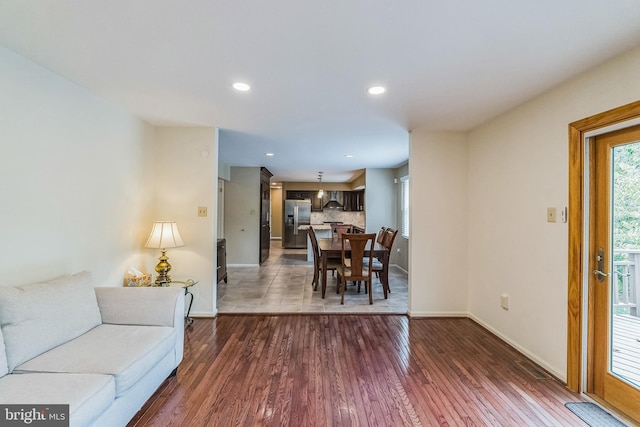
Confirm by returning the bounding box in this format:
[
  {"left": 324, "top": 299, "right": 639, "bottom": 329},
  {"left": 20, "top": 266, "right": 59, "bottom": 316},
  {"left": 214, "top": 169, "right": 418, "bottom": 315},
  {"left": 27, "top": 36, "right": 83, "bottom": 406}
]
[
  {"left": 610, "top": 141, "right": 640, "bottom": 388},
  {"left": 590, "top": 126, "right": 640, "bottom": 421}
]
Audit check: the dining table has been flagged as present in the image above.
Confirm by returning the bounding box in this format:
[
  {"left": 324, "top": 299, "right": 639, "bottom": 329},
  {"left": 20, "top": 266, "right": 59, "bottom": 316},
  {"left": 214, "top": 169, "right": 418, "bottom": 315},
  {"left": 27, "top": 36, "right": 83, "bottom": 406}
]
[{"left": 317, "top": 237, "right": 390, "bottom": 300}]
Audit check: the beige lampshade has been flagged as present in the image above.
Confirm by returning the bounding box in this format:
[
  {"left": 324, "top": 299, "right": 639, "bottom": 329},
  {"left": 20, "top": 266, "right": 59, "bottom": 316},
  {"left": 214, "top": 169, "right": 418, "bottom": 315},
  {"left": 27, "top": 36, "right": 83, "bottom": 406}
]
[{"left": 144, "top": 221, "right": 185, "bottom": 249}]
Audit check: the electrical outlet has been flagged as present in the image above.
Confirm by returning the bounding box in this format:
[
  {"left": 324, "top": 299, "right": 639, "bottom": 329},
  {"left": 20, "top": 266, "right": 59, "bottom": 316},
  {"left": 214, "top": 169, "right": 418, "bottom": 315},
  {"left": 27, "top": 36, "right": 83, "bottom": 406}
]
[{"left": 198, "top": 206, "right": 207, "bottom": 217}]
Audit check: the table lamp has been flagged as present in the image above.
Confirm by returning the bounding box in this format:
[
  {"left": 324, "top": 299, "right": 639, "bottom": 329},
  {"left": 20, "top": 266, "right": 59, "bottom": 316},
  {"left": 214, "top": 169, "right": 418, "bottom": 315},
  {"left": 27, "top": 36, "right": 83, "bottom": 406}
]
[{"left": 144, "top": 221, "right": 185, "bottom": 286}]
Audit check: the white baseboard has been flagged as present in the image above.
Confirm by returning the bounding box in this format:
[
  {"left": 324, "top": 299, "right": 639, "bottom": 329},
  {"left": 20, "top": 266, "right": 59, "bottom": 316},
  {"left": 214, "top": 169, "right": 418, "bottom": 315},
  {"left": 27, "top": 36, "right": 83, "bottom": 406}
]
[
  {"left": 190, "top": 310, "right": 217, "bottom": 318},
  {"left": 408, "top": 310, "right": 469, "bottom": 317},
  {"left": 389, "top": 263, "right": 408, "bottom": 273}
]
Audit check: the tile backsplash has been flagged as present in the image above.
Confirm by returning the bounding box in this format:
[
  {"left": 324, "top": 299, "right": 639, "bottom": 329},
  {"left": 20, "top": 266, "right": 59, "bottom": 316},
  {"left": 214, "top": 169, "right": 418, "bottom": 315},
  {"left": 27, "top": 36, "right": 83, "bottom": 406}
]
[{"left": 310, "top": 211, "right": 365, "bottom": 229}]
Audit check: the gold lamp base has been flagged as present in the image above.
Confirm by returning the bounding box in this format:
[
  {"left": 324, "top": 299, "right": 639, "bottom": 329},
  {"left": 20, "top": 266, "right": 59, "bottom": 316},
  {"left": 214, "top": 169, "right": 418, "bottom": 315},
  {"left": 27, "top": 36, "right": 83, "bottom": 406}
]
[{"left": 154, "top": 249, "right": 173, "bottom": 286}]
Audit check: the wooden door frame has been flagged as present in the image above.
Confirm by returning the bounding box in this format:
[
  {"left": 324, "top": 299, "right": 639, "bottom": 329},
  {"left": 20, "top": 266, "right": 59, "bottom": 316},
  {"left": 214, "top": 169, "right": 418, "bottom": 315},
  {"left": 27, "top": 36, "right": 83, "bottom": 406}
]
[{"left": 567, "top": 100, "right": 640, "bottom": 392}]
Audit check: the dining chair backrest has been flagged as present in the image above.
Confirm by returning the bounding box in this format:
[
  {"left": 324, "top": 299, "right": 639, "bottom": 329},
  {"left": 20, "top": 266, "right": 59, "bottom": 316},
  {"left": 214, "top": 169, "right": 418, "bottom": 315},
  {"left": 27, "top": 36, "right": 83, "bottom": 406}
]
[
  {"left": 341, "top": 233, "right": 376, "bottom": 279},
  {"left": 333, "top": 224, "right": 352, "bottom": 238},
  {"left": 308, "top": 226, "right": 322, "bottom": 290},
  {"left": 308, "top": 226, "right": 320, "bottom": 262},
  {"left": 382, "top": 228, "right": 399, "bottom": 250},
  {"left": 376, "top": 227, "right": 387, "bottom": 244}
]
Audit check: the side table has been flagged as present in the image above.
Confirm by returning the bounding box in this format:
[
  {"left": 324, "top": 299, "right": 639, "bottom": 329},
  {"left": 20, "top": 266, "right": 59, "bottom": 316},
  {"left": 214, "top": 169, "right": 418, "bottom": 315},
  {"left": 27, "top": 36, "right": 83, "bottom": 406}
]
[{"left": 169, "top": 279, "right": 198, "bottom": 325}]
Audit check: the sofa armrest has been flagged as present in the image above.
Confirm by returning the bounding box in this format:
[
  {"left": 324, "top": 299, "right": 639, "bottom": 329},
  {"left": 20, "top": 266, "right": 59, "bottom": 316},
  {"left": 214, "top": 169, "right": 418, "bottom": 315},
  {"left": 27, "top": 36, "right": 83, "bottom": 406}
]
[{"left": 94, "top": 287, "right": 185, "bottom": 327}]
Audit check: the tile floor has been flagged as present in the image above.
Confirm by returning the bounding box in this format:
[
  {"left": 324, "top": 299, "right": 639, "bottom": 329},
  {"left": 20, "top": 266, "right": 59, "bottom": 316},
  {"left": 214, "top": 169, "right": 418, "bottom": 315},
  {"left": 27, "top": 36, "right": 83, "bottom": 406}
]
[{"left": 217, "top": 240, "right": 408, "bottom": 313}]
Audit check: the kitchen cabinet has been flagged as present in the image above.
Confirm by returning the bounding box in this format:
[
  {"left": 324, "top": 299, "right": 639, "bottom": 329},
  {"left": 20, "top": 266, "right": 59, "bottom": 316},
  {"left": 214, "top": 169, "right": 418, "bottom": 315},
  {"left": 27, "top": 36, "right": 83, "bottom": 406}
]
[
  {"left": 310, "top": 191, "right": 324, "bottom": 211},
  {"left": 343, "top": 190, "right": 365, "bottom": 212},
  {"left": 286, "top": 190, "right": 310, "bottom": 200},
  {"left": 217, "top": 238, "right": 227, "bottom": 283},
  {"left": 260, "top": 167, "right": 273, "bottom": 264},
  {"left": 351, "top": 225, "right": 365, "bottom": 234}
]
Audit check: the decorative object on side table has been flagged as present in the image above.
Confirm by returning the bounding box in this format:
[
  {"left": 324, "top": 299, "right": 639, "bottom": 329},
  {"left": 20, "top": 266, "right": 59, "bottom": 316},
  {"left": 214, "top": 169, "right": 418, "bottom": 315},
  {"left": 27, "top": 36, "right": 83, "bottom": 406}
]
[
  {"left": 144, "top": 221, "right": 185, "bottom": 286},
  {"left": 170, "top": 279, "right": 198, "bottom": 325}
]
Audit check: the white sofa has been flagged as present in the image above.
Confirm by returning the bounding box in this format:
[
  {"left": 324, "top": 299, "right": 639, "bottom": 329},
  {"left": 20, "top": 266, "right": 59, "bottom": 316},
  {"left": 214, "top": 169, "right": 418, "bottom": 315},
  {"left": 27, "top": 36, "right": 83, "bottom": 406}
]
[{"left": 0, "top": 271, "right": 185, "bottom": 427}]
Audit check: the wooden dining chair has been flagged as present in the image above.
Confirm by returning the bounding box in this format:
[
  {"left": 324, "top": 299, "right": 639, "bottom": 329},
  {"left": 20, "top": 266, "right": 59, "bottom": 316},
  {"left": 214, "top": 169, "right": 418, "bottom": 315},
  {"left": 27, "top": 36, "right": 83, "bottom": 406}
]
[
  {"left": 308, "top": 227, "right": 339, "bottom": 291},
  {"left": 337, "top": 233, "right": 376, "bottom": 304},
  {"left": 332, "top": 224, "right": 352, "bottom": 239},
  {"left": 372, "top": 227, "right": 398, "bottom": 294}
]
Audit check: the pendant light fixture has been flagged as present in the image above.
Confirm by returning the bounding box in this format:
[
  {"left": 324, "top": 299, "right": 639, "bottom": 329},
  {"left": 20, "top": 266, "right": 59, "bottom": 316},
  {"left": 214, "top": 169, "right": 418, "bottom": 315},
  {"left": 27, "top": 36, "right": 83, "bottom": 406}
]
[{"left": 317, "top": 172, "right": 324, "bottom": 199}]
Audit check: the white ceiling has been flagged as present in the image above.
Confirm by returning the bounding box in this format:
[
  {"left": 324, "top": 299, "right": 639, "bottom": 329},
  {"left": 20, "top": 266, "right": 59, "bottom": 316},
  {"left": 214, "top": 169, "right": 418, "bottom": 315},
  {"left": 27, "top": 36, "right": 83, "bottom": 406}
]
[{"left": 2, "top": 1, "right": 640, "bottom": 183}]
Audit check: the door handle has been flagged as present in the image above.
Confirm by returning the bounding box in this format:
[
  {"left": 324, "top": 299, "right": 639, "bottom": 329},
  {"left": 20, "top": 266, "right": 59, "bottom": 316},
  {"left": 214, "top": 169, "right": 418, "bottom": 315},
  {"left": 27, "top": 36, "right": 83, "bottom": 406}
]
[
  {"left": 594, "top": 248, "right": 608, "bottom": 282},
  {"left": 593, "top": 269, "right": 609, "bottom": 279}
]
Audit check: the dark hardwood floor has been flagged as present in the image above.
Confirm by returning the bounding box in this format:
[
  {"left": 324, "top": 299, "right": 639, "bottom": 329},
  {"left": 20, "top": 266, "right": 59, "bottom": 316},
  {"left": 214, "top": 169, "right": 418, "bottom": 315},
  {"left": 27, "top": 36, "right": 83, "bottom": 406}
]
[{"left": 128, "top": 315, "right": 588, "bottom": 426}]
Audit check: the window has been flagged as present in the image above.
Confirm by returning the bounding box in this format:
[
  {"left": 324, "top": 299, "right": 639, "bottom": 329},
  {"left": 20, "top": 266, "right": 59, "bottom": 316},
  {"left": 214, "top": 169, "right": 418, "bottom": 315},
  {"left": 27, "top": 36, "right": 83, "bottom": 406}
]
[{"left": 400, "top": 176, "right": 409, "bottom": 238}]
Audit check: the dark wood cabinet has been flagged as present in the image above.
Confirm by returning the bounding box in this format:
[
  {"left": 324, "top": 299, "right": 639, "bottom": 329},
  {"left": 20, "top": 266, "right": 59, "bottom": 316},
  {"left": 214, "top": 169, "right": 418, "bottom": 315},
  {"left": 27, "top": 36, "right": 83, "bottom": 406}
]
[
  {"left": 343, "top": 190, "right": 365, "bottom": 211},
  {"left": 260, "top": 167, "right": 273, "bottom": 264},
  {"left": 310, "top": 191, "right": 324, "bottom": 211},
  {"left": 351, "top": 225, "right": 365, "bottom": 234},
  {"left": 217, "top": 238, "right": 227, "bottom": 284},
  {"left": 285, "top": 190, "right": 310, "bottom": 200}
]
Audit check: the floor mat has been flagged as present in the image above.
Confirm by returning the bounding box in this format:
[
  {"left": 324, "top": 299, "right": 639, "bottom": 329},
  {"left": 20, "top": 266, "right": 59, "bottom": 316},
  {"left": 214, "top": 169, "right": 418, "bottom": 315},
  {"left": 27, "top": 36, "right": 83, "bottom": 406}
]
[{"left": 565, "top": 402, "right": 628, "bottom": 427}]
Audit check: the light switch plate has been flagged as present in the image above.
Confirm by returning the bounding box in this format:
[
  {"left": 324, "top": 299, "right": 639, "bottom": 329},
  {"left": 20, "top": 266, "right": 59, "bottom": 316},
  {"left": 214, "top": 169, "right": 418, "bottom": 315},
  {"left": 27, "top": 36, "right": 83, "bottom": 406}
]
[{"left": 547, "top": 207, "right": 557, "bottom": 222}]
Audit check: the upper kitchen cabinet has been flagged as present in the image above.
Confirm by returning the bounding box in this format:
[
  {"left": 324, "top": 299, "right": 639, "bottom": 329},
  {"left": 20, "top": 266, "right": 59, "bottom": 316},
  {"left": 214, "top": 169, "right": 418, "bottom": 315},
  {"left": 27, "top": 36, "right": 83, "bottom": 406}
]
[
  {"left": 310, "top": 191, "right": 324, "bottom": 211},
  {"left": 343, "top": 190, "right": 365, "bottom": 212}
]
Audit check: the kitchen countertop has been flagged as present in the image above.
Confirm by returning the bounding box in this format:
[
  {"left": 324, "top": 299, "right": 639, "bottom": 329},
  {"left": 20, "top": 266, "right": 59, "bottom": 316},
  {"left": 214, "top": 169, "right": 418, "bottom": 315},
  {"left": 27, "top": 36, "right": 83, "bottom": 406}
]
[{"left": 298, "top": 224, "right": 332, "bottom": 230}]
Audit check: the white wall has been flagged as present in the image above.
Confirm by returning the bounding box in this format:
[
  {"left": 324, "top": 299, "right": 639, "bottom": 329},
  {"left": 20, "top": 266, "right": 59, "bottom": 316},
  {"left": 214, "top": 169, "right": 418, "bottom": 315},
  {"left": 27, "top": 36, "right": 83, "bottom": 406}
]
[
  {"left": 150, "top": 127, "right": 218, "bottom": 317},
  {"left": 463, "top": 46, "right": 640, "bottom": 380},
  {"left": 409, "top": 131, "right": 468, "bottom": 316},
  {"left": 225, "top": 167, "right": 260, "bottom": 265},
  {"left": 0, "top": 46, "right": 155, "bottom": 287}
]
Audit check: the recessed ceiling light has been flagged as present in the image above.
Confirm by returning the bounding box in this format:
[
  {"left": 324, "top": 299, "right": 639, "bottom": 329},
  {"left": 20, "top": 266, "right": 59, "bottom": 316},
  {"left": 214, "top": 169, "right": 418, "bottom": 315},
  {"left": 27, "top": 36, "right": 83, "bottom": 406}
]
[
  {"left": 233, "top": 82, "right": 251, "bottom": 91},
  {"left": 345, "top": 154, "right": 353, "bottom": 158},
  {"left": 265, "top": 152, "right": 274, "bottom": 157},
  {"left": 367, "top": 86, "right": 386, "bottom": 95}
]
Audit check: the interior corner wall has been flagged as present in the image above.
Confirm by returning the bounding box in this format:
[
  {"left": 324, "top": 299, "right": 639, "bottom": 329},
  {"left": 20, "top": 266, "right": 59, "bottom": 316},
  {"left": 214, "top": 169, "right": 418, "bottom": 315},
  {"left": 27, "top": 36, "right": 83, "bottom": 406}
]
[
  {"left": 408, "top": 131, "right": 468, "bottom": 316},
  {"left": 466, "top": 45, "right": 640, "bottom": 380},
  {"left": 225, "top": 167, "right": 261, "bottom": 265},
  {"left": 0, "top": 46, "right": 155, "bottom": 287},
  {"left": 394, "top": 163, "right": 409, "bottom": 270},
  {"left": 151, "top": 127, "right": 218, "bottom": 317},
  {"left": 364, "top": 168, "right": 395, "bottom": 234}
]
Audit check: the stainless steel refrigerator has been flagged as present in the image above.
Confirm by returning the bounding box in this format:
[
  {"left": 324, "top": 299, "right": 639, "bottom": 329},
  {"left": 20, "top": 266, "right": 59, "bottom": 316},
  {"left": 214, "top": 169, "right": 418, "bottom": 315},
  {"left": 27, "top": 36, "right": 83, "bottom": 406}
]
[{"left": 284, "top": 199, "right": 311, "bottom": 248}]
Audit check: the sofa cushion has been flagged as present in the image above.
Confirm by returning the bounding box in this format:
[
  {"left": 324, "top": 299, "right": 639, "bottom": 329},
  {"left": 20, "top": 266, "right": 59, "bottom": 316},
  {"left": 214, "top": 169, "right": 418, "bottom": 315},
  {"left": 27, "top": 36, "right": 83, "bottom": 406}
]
[
  {"left": 0, "top": 372, "right": 115, "bottom": 427},
  {"left": 0, "top": 328, "right": 7, "bottom": 377},
  {"left": 0, "top": 271, "right": 102, "bottom": 372},
  {"left": 15, "top": 324, "right": 175, "bottom": 397}
]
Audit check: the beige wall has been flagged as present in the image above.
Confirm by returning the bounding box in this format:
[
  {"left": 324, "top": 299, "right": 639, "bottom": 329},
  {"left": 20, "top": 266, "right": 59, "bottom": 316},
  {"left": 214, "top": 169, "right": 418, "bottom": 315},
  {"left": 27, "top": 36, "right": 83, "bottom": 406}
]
[
  {"left": 465, "top": 46, "right": 640, "bottom": 380},
  {"left": 225, "top": 167, "right": 261, "bottom": 265},
  {"left": 270, "top": 187, "right": 283, "bottom": 239},
  {"left": 152, "top": 127, "right": 218, "bottom": 317},
  {"left": 409, "top": 46, "right": 640, "bottom": 380},
  {"left": 0, "top": 45, "right": 155, "bottom": 287},
  {"left": 409, "top": 131, "right": 469, "bottom": 317}
]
